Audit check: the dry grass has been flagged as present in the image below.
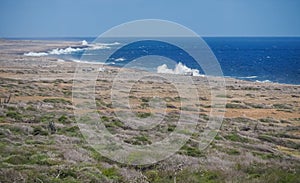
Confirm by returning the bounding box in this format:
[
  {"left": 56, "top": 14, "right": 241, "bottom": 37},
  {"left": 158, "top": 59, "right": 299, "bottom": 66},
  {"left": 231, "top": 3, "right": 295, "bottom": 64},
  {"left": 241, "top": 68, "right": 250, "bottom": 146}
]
[{"left": 0, "top": 40, "right": 299, "bottom": 182}]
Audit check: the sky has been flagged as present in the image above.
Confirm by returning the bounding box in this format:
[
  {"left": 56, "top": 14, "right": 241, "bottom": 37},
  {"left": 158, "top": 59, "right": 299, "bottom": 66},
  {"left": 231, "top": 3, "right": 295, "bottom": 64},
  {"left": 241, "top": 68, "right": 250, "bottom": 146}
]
[{"left": 0, "top": 0, "right": 299, "bottom": 37}]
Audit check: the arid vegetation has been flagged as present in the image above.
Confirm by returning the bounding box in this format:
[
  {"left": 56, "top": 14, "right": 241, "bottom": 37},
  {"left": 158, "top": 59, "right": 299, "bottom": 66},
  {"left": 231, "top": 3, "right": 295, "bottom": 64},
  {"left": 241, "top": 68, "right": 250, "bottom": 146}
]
[{"left": 0, "top": 40, "right": 299, "bottom": 182}]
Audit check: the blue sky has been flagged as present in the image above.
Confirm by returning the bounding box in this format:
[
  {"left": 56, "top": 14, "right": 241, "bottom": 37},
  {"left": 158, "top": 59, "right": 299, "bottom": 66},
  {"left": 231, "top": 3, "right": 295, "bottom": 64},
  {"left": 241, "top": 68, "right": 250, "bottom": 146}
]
[{"left": 0, "top": 0, "right": 299, "bottom": 37}]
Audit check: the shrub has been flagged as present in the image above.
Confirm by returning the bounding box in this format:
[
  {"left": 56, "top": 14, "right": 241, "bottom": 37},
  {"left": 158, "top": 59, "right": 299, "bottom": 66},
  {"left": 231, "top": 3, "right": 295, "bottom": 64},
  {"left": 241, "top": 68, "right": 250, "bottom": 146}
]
[
  {"left": 258, "top": 135, "right": 274, "bottom": 143},
  {"left": 58, "top": 115, "right": 69, "bottom": 124},
  {"left": 216, "top": 94, "right": 232, "bottom": 98},
  {"left": 252, "top": 152, "right": 281, "bottom": 160},
  {"left": 241, "top": 163, "right": 300, "bottom": 182},
  {"left": 141, "top": 97, "right": 150, "bottom": 103},
  {"left": 30, "top": 153, "right": 52, "bottom": 165},
  {"left": 43, "top": 98, "right": 72, "bottom": 105},
  {"left": 226, "top": 103, "right": 249, "bottom": 109},
  {"left": 226, "top": 148, "right": 241, "bottom": 155},
  {"left": 101, "top": 167, "right": 122, "bottom": 181},
  {"left": 4, "top": 155, "right": 30, "bottom": 165},
  {"left": 136, "top": 112, "right": 151, "bottom": 118},
  {"left": 179, "top": 144, "right": 205, "bottom": 157},
  {"left": 176, "top": 169, "right": 222, "bottom": 183},
  {"left": 273, "top": 103, "right": 292, "bottom": 110},
  {"left": 26, "top": 105, "right": 36, "bottom": 111},
  {"left": 32, "top": 126, "right": 48, "bottom": 136},
  {"left": 59, "top": 168, "right": 78, "bottom": 179},
  {"left": 124, "top": 135, "right": 151, "bottom": 145},
  {"left": 224, "top": 132, "right": 249, "bottom": 143},
  {"left": 58, "top": 126, "right": 81, "bottom": 137},
  {"left": 0, "top": 116, "right": 5, "bottom": 122},
  {"left": 6, "top": 111, "right": 22, "bottom": 120}
]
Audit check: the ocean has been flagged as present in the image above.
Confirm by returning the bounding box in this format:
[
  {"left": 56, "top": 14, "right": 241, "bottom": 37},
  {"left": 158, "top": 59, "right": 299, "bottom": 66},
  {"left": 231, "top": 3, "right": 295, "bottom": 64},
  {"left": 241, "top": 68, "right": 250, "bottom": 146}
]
[{"left": 19, "top": 37, "right": 300, "bottom": 85}]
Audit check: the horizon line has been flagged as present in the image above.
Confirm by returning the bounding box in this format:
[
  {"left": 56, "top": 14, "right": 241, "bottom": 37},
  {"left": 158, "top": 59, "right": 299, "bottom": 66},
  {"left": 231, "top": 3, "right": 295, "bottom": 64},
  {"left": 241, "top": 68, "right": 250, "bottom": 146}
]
[{"left": 2, "top": 35, "right": 300, "bottom": 39}]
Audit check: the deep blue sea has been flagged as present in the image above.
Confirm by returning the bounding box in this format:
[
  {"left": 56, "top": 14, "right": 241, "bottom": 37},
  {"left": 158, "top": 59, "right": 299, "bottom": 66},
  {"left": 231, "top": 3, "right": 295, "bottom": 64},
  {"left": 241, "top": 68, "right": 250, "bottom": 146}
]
[{"left": 15, "top": 37, "right": 300, "bottom": 85}]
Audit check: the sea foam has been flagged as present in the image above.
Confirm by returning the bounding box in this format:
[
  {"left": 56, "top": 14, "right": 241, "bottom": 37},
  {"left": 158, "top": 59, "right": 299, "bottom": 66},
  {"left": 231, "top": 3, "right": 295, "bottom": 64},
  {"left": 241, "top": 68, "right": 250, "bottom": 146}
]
[
  {"left": 24, "top": 41, "right": 115, "bottom": 57},
  {"left": 24, "top": 52, "right": 48, "bottom": 57},
  {"left": 157, "top": 62, "right": 203, "bottom": 76}
]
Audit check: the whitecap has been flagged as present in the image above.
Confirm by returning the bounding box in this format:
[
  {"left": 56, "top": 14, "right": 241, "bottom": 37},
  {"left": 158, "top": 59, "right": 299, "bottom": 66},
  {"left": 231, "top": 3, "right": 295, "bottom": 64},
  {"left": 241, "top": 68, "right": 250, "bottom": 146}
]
[
  {"left": 115, "top": 57, "right": 126, "bottom": 62},
  {"left": 238, "top": 76, "right": 258, "bottom": 79}
]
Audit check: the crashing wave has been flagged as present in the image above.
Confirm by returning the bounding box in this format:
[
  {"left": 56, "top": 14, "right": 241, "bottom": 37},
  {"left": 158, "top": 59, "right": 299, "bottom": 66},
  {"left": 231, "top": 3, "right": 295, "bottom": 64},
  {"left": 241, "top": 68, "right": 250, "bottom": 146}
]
[
  {"left": 24, "top": 41, "right": 117, "bottom": 57},
  {"left": 24, "top": 52, "right": 48, "bottom": 56},
  {"left": 157, "top": 62, "right": 203, "bottom": 76},
  {"left": 81, "top": 40, "right": 88, "bottom": 46},
  {"left": 48, "top": 47, "right": 84, "bottom": 55}
]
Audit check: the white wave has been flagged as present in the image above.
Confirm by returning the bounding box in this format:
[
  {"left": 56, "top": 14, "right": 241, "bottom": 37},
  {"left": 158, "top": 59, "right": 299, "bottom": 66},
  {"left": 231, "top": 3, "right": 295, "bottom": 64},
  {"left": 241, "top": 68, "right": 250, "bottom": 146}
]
[
  {"left": 81, "top": 40, "right": 88, "bottom": 46},
  {"left": 24, "top": 52, "right": 48, "bottom": 56},
  {"left": 49, "top": 47, "right": 83, "bottom": 55},
  {"left": 100, "top": 42, "right": 120, "bottom": 46},
  {"left": 24, "top": 43, "right": 112, "bottom": 57},
  {"left": 255, "top": 80, "right": 272, "bottom": 83},
  {"left": 115, "top": 57, "right": 126, "bottom": 62},
  {"left": 105, "top": 62, "right": 115, "bottom": 65},
  {"left": 71, "top": 59, "right": 104, "bottom": 64},
  {"left": 57, "top": 59, "right": 65, "bottom": 62},
  {"left": 24, "top": 47, "right": 83, "bottom": 56},
  {"left": 87, "top": 44, "right": 110, "bottom": 50},
  {"left": 238, "top": 76, "right": 258, "bottom": 79},
  {"left": 157, "top": 62, "right": 203, "bottom": 76}
]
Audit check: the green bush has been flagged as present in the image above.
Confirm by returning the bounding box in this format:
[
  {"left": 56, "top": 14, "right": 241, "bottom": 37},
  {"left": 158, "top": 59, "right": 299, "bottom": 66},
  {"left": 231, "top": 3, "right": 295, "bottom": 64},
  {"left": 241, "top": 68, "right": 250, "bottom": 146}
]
[
  {"left": 241, "top": 163, "right": 300, "bottom": 182},
  {"left": 101, "top": 116, "right": 110, "bottom": 122},
  {"left": 252, "top": 152, "right": 281, "bottom": 160},
  {"left": 30, "top": 153, "right": 52, "bottom": 165},
  {"left": 43, "top": 98, "right": 72, "bottom": 105},
  {"left": 141, "top": 97, "right": 150, "bottom": 103},
  {"left": 58, "top": 126, "right": 81, "bottom": 137},
  {"left": 105, "top": 118, "right": 124, "bottom": 128},
  {"left": 58, "top": 115, "right": 69, "bottom": 124},
  {"left": 26, "top": 105, "right": 36, "bottom": 111},
  {"left": 179, "top": 144, "right": 205, "bottom": 157},
  {"left": 226, "top": 148, "right": 241, "bottom": 155},
  {"left": 226, "top": 103, "right": 249, "bottom": 109},
  {"left": 4, "top": 155, "right": 30, "bottom": 165},
  {"left": 59, "top": 168, "right": 78, "bottom": 179},
  {"left": 258, "top": 135, "right": 274, "bottom": 143},
  {"left": 101, "top": 167, "right": 122, "bottom": 181},
  {"left": 136, "top": 112, "right": 151, "bottom": 118},
  {"left": 224, "top": 132, "right": 249, "bottom": 143},
  {"left": 32, "top": 126, "right": 48, "bottom": 136},
  {"left": 6, "top": 111, "right": 22, "bottom": 120},
  {"left": 273, "top": 103, "right": 292, "bottom": 109},
  {"left": 145, "top": 170, "right": 160, "bottom": 182},
  {"left": 176, "top": 169, "right": 222, "bottom": 183}
]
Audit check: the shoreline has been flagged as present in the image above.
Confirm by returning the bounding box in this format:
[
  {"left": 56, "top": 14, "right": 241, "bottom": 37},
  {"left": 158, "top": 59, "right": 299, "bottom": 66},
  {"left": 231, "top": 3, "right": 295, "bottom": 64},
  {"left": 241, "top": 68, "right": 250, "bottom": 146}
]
[
  {"left": 8, "top": 38, "right": 297, "bottom": 86},
  {"left": 0, "top": 39, "right": 298, "bottom": 87}
]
